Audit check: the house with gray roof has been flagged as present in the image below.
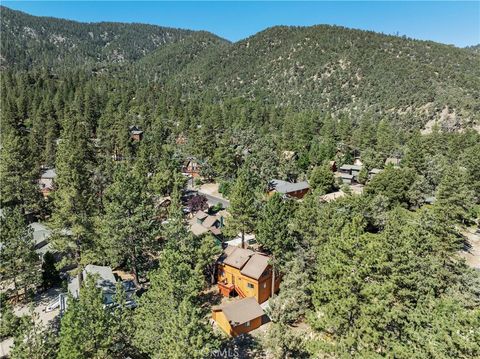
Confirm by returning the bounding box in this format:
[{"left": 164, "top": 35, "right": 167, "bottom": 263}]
[
  {"left": 268, "top": 179, "right": 310, "bottom": 199},
  {"left": 67, "top": 265, "right": 136, "bottom": 308},
  {"left": 39, "top": 168, "right": 56, "bottom": 197}
]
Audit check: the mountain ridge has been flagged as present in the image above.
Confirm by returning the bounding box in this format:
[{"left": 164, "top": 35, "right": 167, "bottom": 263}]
[
  {"left": 0, "top": 6, "right": 228, "bottom": 69},
  {"left": 2, "top": 6, "right": 478, "bottom": 130}
]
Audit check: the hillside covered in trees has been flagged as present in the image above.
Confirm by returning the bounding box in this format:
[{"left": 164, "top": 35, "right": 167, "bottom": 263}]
[
  {"left": 1, "top": 6, "right": 479, "bottom": 131},
  {"left": 1, "top": 5, "right": 479, "bottom": 359}
]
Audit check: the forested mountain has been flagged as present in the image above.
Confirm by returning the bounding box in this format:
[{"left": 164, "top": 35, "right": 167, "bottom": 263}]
[
  {"left": 168, "top": 25, "right": 480, "bottom": 128},
  {"left": 1, "top": 6, "right": 479, "bottom": 130},
  {"left": 0, "top": 6, "right": 225, "bottom": 70}
]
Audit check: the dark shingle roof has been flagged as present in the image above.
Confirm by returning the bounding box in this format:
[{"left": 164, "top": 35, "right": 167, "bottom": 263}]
[
  {"left": 220, "top": 297, "right": 264, "bottom": 326},
  {"left": 240, "top": 253, "right": 269, "bottom": 280},
  {"left": 219, "top": 246, "right": 254, "bottom": 269},
  {"left": 270, "top": 179, "right": 309, "bottom": 194}
]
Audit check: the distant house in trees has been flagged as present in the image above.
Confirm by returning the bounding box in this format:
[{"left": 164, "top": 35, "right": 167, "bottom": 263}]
[
  {"left": 190, "top": 210, "right": 225, "bottom": 237},
  {"left": 182, "top": 157, "right": 201, "bottom": 178},
  {"left": 216, "top": 246, "right": 280, "bottom": 304},
  {"left": 38, "top": 168, "right": 56, "bottom": 198},
  {"left": 30, "top": 222, "right": 52, "bottom": 259},
  {"left": 339, "top": 164, "right": 362, "bottom": 177},
  {"left": 67, "top": 265, "right": 136, "bottom": 308},
  {"left": 337, "top": 164, "right": 363, "bottom": 184},
  {"left": 335, "top": 172, "right": 354, "bottom": 185},
  {"left": 268, "top": 179, "right": 310, "bottom": 199},
  {"left": 129, "top": 125, "right": 143, "bottom": 142},
  {"left": 385, "top": 157, "right": 401, "bottom": 167},
  {"left": 212, "top": 297, "right": 267, "bottom": 337}
]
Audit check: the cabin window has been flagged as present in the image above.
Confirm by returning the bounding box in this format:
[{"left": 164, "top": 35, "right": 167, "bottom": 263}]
[
  {"left": 245, "top": 321, "right": 250, "bottom": 327},
  {"left": 247, "top": 283, "right": 254, "bottom": 289}
]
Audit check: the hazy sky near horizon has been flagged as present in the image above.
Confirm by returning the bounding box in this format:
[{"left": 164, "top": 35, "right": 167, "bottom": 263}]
[{"left": 3, "top": 1, "right": 479, "bottom": 47}]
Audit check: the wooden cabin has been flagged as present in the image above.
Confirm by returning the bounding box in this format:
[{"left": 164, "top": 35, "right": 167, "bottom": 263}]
[
  {"left": 268, "top": 179, "right": 310, "bottom": 199},
  {"left": 212, "top": 297, "right": 266, "bottom": 337},
  {"left": 217, "top": 246, "right": 280, "bottom": 304}
]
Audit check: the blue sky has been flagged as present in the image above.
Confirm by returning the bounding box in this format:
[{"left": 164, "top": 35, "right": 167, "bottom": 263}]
[{"left": 3, "top": 1, "right": 479, "bottom": 47}]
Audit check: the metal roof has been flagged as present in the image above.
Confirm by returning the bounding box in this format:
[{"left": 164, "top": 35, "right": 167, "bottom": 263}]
[{"left": 339, "top": 164, "right": 362, "bottom": 172}]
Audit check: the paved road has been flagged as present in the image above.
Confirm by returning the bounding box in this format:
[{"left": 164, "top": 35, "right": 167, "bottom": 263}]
[{"left": 200, "top": 191, "right": 230, "bottom": 209}]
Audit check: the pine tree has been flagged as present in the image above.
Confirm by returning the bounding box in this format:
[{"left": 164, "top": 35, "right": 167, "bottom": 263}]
[
  {"left": 58, "top": 277, "right": 114, "bottom": 359},
  {"left": 461, "top": 143, "right": 480, "bottom": 203},
  {"left": 375, "top": 119, "right": 396, "bottom": 157},
  {"left": 308, "top": 164, "right": 335, "bottom": 194},
  {"left": 133, "top": 249, "right": 218, "bottom": 357},
  {"left": 402, "top": 132, "right": 426, "bottom": 174},
  {"left": 227, "top": 167, "right": 258, "bottom": 248},
  {"left": 0, "top": 207, "right": 40, "bottom": 301},
  {"left": 101, "top": 164, "right": 159, "bottom": 286},
  {"left": 41, "top": 251, "right": 60, "bottom": 289},
  {"left": 435, "top": 166, "right": 475, "bottom": 224},
  {"left": 0, "top": 129, "right": 38, "bottom": 210},
  {"left": 51, "top": 114, "right": 96, "bottom": 268},
  {"left": 267, "top": 254, "right": 310, "bottom": 324},
  {"left": 257, "top": 192, "right": 295, "bottom": 296},
  {"left": 10, "top": 312, "right": 58, "bottom": 359}
]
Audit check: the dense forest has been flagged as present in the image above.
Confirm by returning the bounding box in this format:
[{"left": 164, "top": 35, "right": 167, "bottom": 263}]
[{"left": 0, "top": 6, "right": 479, "bottom": 359}]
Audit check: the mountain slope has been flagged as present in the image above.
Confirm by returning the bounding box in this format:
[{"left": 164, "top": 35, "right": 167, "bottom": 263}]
[
  {"left": 0, "top": 6, "right": 226, "bottom": 69},
  {"left": 134, "top": 31, "right": 230, "bottom": 84},
  {"left": 169, "top": 25, "right": 479, "bottom": 127},
  {"left": 2, "top": 7, "right": 478, "bottom": 130}
]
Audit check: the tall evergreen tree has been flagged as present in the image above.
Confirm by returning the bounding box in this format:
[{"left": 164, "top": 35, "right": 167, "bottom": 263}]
[
  {"left": 0, "top": 129, "right": 38, "bottom": 210},
  {"left": 227, "top": 167, "right": 258, "bottom": 248},
  {"left": 51, "top": 114, "right": 96, "bottom": 268},
  {"left": 101, "top": 164, "right": 159, "bottom": 286},
  {"left": 57, "top": 277, "right": 114, "bottom": 359},
  {"left": 0, "top": 207, "right": 40, "bottom": 301},
  {"left": 133, "top": 248, "right": 218, "bottom": 358},
  {"left": 435, "top": 166, "right": 475, "bottom": 224},
  {"left": 257, "top": 192, "right": 295, "bottom": 296},
  {"left": 308, "top": 164, "right": 336, "bottom": 194},
  {"left": 10, "top": 312, "right": 58, "bottom": 359}
]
